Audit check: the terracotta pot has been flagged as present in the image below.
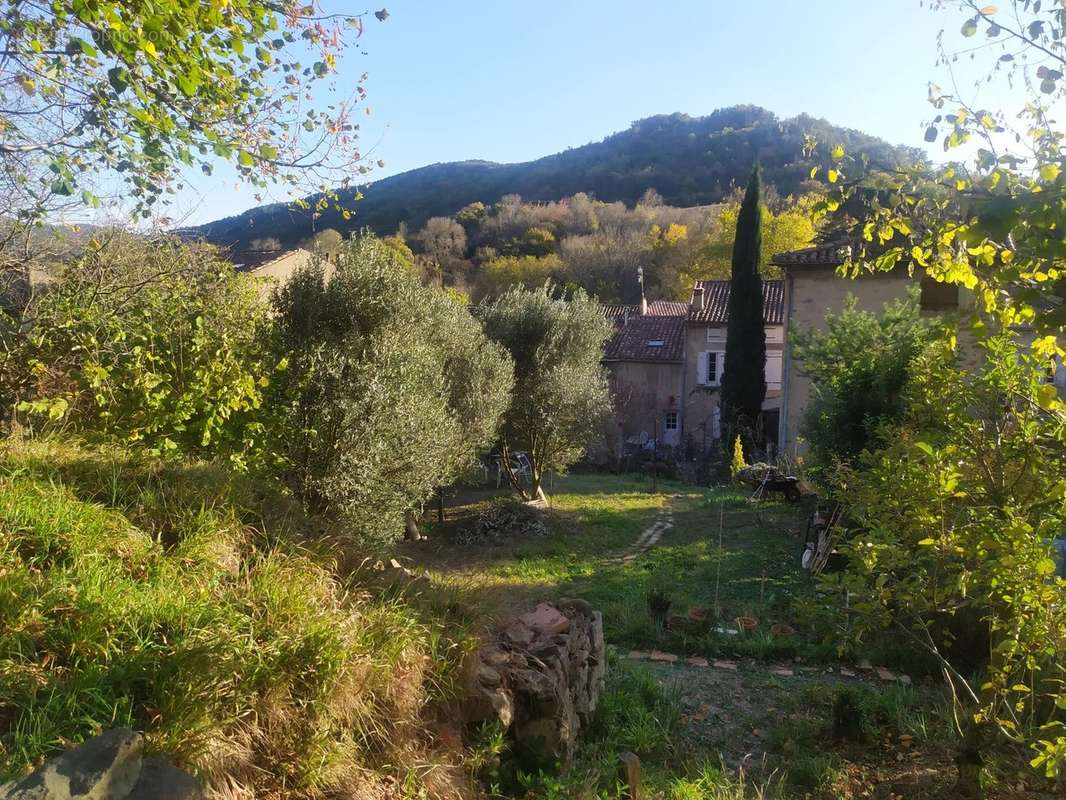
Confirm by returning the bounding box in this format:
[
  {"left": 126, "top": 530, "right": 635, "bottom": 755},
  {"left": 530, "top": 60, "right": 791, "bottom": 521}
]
[
  {"left": 687, "top": 607, "right": 710, "bottom": 623},
  {"left": 770, "top": 623, "right": 796, "bottom": 638},
  {"left": 734, "top": 615, "right": 758, "bottom": 633}
]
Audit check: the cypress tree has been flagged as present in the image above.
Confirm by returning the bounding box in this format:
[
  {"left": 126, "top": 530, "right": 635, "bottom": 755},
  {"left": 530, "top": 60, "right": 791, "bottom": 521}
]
[{"left": 720, "top": 164, "right": 767, "bottom": 446}]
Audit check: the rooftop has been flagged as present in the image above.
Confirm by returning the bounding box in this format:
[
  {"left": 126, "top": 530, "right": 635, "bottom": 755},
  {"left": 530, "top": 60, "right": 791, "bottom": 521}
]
[
  {"left": 769, "top": 241, "right": 852, "bottom": 268},
  {"left": 687, "top": 279, "right": 784, "bottom": 325},
  {"left": 602, "top": 312, "right": 685, "bottom": 362}
]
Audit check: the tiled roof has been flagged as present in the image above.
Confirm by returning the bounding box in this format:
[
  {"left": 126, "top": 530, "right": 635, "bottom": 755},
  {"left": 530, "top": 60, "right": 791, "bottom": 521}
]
[
  {"left": 687, "top": 279, "right": 784, "bottom": 325},
  {"left": 602, "top": 300, "right": 689, "bottom": 325},
  {"left": 603, "top": 313, "right": 685, "bottom": 362},
  {"left": 228, "top": 249, "right": 302, "bottom": 273},
  {"left": 770, "top": 241, "right": 853, "bottom": 267}
]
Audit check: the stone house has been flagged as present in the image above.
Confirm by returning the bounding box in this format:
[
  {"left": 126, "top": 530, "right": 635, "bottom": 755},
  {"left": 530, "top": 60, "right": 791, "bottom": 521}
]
[
  {"left": 601, "top": 281, "right": 784, "bottom": 456},
  {"left": 229, "top": 247, "right": 316, "bottom": 299}
]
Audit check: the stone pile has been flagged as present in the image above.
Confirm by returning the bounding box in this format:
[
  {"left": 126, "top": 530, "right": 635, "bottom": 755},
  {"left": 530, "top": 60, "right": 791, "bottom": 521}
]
[
  {"left": 0, "top": 729, "right": 200, "bottom": 800},
  {"left": 465, "top": 599, "right": 605, "bottom": 765}
]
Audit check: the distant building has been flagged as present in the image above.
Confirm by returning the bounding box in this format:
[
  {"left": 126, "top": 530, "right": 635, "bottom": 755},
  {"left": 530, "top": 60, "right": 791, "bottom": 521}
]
[
  {"left": 601, "top": 280, "right": 784, "bottom": 456},
  {"left": 228, "top": 247, "right": 316, "bottom": 299}
]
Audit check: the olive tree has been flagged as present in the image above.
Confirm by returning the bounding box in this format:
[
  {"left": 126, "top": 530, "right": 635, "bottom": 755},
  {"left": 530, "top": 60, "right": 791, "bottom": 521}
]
[
  {"left": 477, "top": 283, "right": 612, "bottom": 501},
  {"left": 270, "top": 233, "right": 512, "bottom": 544}
]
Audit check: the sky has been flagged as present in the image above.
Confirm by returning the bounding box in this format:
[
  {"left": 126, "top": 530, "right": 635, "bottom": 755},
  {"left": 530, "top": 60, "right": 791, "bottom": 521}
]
[{"left": 166, "top": 0, "right": 1017, "bottom": 227}]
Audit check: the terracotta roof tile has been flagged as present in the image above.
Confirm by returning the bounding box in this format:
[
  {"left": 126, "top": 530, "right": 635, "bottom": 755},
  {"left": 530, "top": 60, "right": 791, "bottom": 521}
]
[
  {"left": 603, "top": 313, "right": 685, "bottom": 362},
  {"left": 228, "top": 249, "right": 302, "bottom": 272},
  {"left": 687, "top": 279, "right": 784, "bottom": 325},
  {"left": 770, "top": 241, "right": 853, "bottom": 267}
]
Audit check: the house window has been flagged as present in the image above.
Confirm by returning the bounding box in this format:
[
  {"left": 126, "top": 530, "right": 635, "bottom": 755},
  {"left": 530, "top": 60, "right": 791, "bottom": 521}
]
[
  {"left": 699, "top": 350, "right": 724, "bottom": 386},
  {"left": 920, "top": 276, "right": 959, "bottom": 311},
  {"left": 664, "top": 411, "right": 678, "bottom": 431}
]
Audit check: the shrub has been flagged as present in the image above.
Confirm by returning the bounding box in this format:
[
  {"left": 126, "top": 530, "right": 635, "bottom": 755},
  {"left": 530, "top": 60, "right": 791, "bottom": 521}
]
[
  {"left": 4, "top": 234, "right": 270, "bottom": 465},
  {"left": 790, "top": 292, "right": 933, "bottom": 474},
  {"left": 823, "top": 334, "right": 1066, "bottom": 781}
]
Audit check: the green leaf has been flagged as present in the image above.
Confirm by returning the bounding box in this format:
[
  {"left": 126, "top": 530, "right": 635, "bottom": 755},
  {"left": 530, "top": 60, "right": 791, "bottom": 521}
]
[
  {"left": 914, "top": 441, "right": 934, "bottom": 456},
  {"left": 259, "top": 144, "right": 279, "bottom": 160},
  {"left": 107, "top": 66, "right": 129, "bottom": 94},
  {"left": 1036, "top": 558, "right": 1056, "bottom": 576},
  {"left": 238, "top": 150, "right": 255, "bottom": 167},
  {"left": 917, "top": 538, "right": 935, "bottom": 546},
  {"left": 961, "top": 18, "right": 978, "bottom": 36}
]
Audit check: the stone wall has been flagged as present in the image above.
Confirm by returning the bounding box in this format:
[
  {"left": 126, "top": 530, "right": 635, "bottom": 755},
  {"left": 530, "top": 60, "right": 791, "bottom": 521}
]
[
  {"left": 1, "top": 729, "right": 201, "bottom": 800},
  {"left": 464, "top": 599, "right": 605, "bottom": 766}
]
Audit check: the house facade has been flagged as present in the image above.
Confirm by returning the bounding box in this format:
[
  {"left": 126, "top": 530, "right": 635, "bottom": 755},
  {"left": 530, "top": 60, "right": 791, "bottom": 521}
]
[
  {"left": 229, "top": 247, "right": 317, "bottom": 299},
  {"left": 601, "top": 282, "right": 785, "bottom": 456}
]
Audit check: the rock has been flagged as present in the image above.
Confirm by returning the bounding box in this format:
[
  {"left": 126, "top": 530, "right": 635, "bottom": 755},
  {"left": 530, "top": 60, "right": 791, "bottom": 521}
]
[
  {"left": 899, "top": 674, "right": 912, "bottom": 686},
  {"left": 712, "top": 660, "right": 738, "bottom": 670},
  {"left": 627, "top": 650, "right": 650, "bottom": 660},
  {"left": 519, "top": 603, "right": 570, "bottom": 636},
  {"left": 503, "top": 621, "right": 533, "bottom": 646},
  {"left": 685, "top": 656, "right": 709, "bottom": 667},
  {"left": 875, "top": 666, "right": 897, "bottom": 682},
  {"left": 127, "top": 759, "right": 202, "bottom": 800},
  {"left": 461, "top": 600, "right": 604, "bottom": 767},
  {"left": 0, "top": 730, "right": 201, "bottom": 800},
  {"left": 648, "top": 651, "right": 678, "bottom": 663},
  {"left": 839, "top": 667, "right": 856, "bottom": 677},
  {"left": 770, "top": 667, "right": 794, "bottom": 677},
  {"left": 478, "top": 665, "right": 502, "bottom": 688},
  {"left": 3, "top": 728, "right": 143, "bottom": 800}
]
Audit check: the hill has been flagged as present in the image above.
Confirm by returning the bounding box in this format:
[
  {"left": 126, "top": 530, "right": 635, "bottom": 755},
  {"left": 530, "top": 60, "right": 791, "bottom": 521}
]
[{"left": 194, "top": 106, "right": 923, "bottom": 249}]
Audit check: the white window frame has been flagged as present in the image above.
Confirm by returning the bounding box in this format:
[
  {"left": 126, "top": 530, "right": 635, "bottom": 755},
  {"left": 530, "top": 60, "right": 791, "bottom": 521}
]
[
  {"left": 705, "top": 350, "right": 724, "bottom": 386},
  {"left": 664, "top": 410, "right": 678, "bottom": 431}
]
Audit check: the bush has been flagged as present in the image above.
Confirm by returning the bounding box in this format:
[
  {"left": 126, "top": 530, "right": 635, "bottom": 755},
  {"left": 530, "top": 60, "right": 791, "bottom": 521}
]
[
  {"left": 4, "top": 234, "right": 270, "bottom": 465},
  {"left": 790, "top": 292, "right": 933, "bottom": 474},
  {"left": 0, "top": 437, "right": 473, "bottom": 797}
]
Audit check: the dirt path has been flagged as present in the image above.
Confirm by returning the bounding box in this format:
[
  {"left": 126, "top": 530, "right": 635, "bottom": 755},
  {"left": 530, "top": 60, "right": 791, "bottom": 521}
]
[{"left": 609, "top": 496, "right": 676, "bottom": 563}]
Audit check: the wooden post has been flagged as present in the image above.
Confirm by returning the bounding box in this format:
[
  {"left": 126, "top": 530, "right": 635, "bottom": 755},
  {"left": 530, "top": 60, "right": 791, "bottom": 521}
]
[
  {"left": 618, "top": 752, "right": 642, "bottom": 800},
  {"left": 437, "top": 488, "right": 445, "bottom": 523},
  {"left": 651, "top": 418, "right": 658, "bottom": 494}
]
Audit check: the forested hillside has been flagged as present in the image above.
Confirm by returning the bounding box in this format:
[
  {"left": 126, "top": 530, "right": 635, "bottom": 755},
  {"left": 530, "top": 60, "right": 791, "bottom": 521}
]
[{"left": 195, "top": 106, "right": 923, "bottom": 249}]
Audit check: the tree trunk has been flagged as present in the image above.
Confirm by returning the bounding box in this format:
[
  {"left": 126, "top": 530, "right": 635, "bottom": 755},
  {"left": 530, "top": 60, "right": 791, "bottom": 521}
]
[
  {"left": 954, "top": 721, "right": 985, "bottom": 799},
  {"left": 404, "top": 509, "right": 421, "bottom": 541}
]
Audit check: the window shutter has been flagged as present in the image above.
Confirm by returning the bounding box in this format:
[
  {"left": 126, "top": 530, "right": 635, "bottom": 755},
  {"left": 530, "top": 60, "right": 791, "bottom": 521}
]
[
  {"left": 766, "top": 353, "right": 783, "bottom": 386},
  {"left": 697, "top": 351, "right": 708, "bottom": 385}
]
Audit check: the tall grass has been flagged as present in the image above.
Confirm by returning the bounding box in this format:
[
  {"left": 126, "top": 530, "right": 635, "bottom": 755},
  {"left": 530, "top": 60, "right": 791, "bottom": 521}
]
[{"left": 0, "top": 437, "right": 475, "bottom": 799}]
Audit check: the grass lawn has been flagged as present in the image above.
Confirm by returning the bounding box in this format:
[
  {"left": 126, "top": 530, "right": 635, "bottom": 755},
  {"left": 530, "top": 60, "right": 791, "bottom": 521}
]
[
  {"left": 403, "top": 472, "right": 1060, "bottom": 800},
  {"left": 404, "top": 471, "right": 821, "bottom": 662}
]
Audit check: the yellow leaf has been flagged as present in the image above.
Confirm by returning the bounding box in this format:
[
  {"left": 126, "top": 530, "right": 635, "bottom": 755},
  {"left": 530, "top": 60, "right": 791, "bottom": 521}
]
[
  {"left": 979, "top": 4, "right": 997, "bottom": 14},
  {"left": 1039, "top": 163, "right": 1061, "bottom": 181},
  {"left": 827, "top": 169, "right": 839, "bottom": 183}
]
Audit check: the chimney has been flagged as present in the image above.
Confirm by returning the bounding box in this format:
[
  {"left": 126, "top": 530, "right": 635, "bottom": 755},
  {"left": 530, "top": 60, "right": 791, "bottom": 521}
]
[
  {"left": 691, "top": 285, "right": 705, "bottom": 312},
  {"left": 637, "top": 266, "right": 647, "bottom": 315}
]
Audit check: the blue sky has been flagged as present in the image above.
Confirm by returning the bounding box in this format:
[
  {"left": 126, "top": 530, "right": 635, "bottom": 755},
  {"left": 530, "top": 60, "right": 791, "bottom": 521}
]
[{"left": 169, "top": 0, "right": 1012, "bottom": 226}]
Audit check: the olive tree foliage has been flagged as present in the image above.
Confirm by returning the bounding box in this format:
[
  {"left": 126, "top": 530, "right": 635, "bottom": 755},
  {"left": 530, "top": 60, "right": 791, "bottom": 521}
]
[
  {"left": 791, "top": 292, "right": 935, "bottom": 472},
  {"left": 819, "top": 335, "right": 1065, "bottom": 787},
  {"left": 1, "top": 233, "right": 270, "bottom": 462},
  {"left": 270, "top": 233, "right": 512, "bottom": 544},
  {"left": 0, "top": 1, "right": 386, "bottom": 229},
  {"left": 477, "top": 283, "right": 612, "bottom": 501}
]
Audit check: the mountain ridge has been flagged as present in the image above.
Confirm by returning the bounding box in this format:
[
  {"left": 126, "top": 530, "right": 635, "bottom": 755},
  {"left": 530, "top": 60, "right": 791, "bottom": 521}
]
[{"left": 194, "top": 105, "right": 924, "bottom": 249}]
